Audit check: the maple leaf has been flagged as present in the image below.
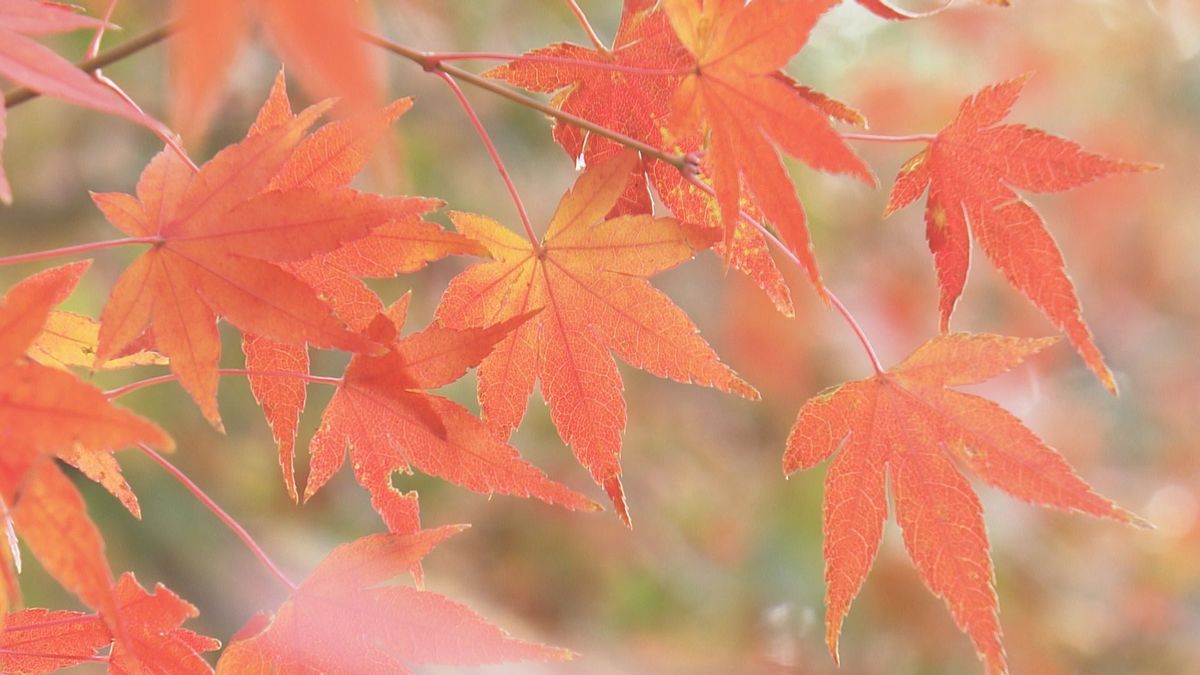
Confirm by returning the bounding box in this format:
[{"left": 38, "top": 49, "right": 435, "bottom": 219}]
[
  {"left": 784, "top": 332, "right": 1144, "bottom": 673},
  {"left": 485, "top": 0, "right": 801, "bottom": 316},
  {"left": 854, "top": 0, "right": 1009, "bottom": 20},
  {"left": 661, "top": 0, "right": 875, "bottom": 291},
  {"left": 304, "top": 293, "right": 598, "bottom": 535},
  {"left": 91, "top": 87, "right": 430, "bottom": 428},
  {"left": 0, "top": 262, "right": 173, "bottom": 623},
  {"left": 106, "top": 572, "right": 221, "bottom": 674},
  {"left": 0, "top": 608, "right": 111, "bottom": 673},
  {"left": 28, "top": 311, "right": 165, "bottom": 372},
  {"left": 169, "top": 0, "right": 380, "bottom": 139},
  {"left": 884, "top": 76, "right": 1157, "bottom": 393},
  {"left": 0, "top": 574, "right": 217, "bottom": 674},
  {"left": 217, "top": 526, "right": 570, "bottom": 673},
  {"left": 0, "top": 0, "right": 164, "bottom": 204},
  {"left": 237, "top": 71, "right": 485, "bottom": 500},
  {"left": 436, "top": 152, "right": 757, "bottom": 525}
]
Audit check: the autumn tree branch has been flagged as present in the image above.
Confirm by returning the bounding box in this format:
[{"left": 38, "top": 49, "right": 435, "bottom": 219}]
[
  {"left": 2, "top": 24, "right": 175, "bottom": 109},
  {"left": 358, "top": 31, "right": 689, "bottom": 172}
]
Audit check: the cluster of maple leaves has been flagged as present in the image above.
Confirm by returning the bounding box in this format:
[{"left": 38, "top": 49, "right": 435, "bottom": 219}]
[{"left": 0, "top": 0, "right": 1156, "bottom": 672}]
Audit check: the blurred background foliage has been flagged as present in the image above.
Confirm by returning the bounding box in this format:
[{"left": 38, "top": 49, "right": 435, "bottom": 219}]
[{"left": 2, "top": 1, "right": 1199, "bottom": 673}]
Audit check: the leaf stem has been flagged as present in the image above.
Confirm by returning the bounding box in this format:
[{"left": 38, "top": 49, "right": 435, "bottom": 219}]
[
  {"left": 136, "top": 442, "right": 299, "bottom": 592},
  {"left": 105, "top": 368, "right": 342, "bottom": 400},
  {"left": 683, "top": 174, "right": 885, "bottom": 375},
  {"left": 433, "top": 71, "right": 542, "bottom": 253},
  {"left": 2, "top": 24, "right": 176, "bottom": 109},
  {"left": 0, "top": 237, "right": 158, "bottom": 267},
  {"left": 358, "top": 31, "right": 688, "bottom": 171},
  {"left": 564, "top": 0, "right": 610, "bottom": 53},
  {"left": 840, "top": 132, "right": 936, "bottom": 144}
]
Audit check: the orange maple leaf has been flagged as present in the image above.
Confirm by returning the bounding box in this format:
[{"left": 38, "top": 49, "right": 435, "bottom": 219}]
[
  {"left": 91, "top": 87, "right": 424, "bottom": 428},
  {"left": 106, "top": 573, "right": 221, "bottom": 674},
  {"left": 662, "top": 0, "right": 875, "bottom": 291},
  {"left": 217, "top": 526, "right": 571, "bottom": 673},
  {"left": 0, "top": 262, "right": 173, "bottom": 626},
  {"left": 0, "top": 608, "right": 111, "bottom": 672},
  {"left": 0, "top": 573, "right": 217, "bottom": 672},
  {"left": 486, "top": 0, "right": 809, "bottom": 316},
  {"left": 784, "top": 332, "right": 1144, "bottom": 673},
  {"left": 169, "top": 0, "right": 380, "bottom": 139},
  {"left": 238, "top": 72, "right": 485, "bottom": 500},
  {"left": 436, "top": 152, "right": 757, "bottom": 525},
  {"left": 884, "top": 76, "right": 1157, "bottom": 393},
  {"left": 0, "top": 0, "right": 164, "bottom": 204},
  {"left": 305, "top": 294, "right": 598, "bottom": 536}
]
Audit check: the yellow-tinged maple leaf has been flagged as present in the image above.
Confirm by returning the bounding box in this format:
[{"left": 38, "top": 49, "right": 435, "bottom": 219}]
[
  {"left": 784, "top": 332, "right": 1145, "bottom": 674},
  {"left": 885, "top": 76, "right": 1157, "bottom": 394},
  {"left": 217, "top": 526, "right": 571, "bottom": 673},
  {"left": 436, "top": 152, "right": 758, "bottom": 525},
  {"left": 92, "top": 85, "right": 428, "bottom": 428},
  {"left": 29, "top": 311, "right": 166, "bottom": 371}
]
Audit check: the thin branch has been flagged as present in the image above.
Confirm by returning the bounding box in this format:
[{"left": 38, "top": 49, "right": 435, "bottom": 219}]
[
  {"left": 427, "top": 51, "right": 691, "bottom": 77},
  {"left": 683, "top": 173, "right": 885, "bottom": 374},
  {"left": 434, "top": 71, "right": 541, "bottom": 252},
  {"left": 358, "top": 31, "right": 688, "bottom": 171},
  {"left": 564, "top": 0, "right": 610, "bottom": 53},
  {"left": 841, "top": 132, "right": 936, "bottom": 144},
  {"left": 0, "top": 237, "right": 158, "bottom": 267},
  {"left": 105, "top": 368, "right": 342, "bottom": 400},
  {"left": 3, "top": 24, "right": 176, "bottom": 109},
  {"left": 137, "top": 443, "right": 299, "bottom": 592}
]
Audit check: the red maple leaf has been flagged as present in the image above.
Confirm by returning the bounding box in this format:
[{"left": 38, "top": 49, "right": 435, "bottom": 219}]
[
  {"left": 217, "top": 526, "right": 571, "bottom": 673},
  {"left": 784, "top": 332, "right": 1144, "bottom": 673},
  {"left": 436, "top": 152, "right": 757, "bottom": 525},
  {"left": 884, "top": 76, "right": 1157, "bottom": 393},
  {"left": 91, "top": 84, "right": 435, "bottom": 428}
]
